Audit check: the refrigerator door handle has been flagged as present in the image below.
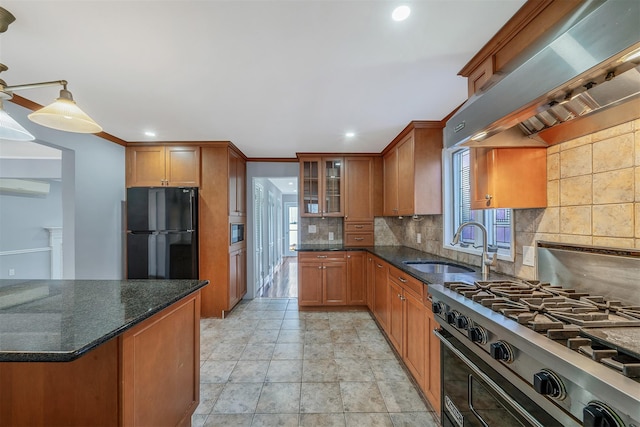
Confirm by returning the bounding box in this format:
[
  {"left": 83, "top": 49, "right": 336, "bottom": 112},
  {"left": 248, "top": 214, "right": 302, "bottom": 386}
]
[{"left": 188, "top": 189, "right": 195, "bottom": 232}]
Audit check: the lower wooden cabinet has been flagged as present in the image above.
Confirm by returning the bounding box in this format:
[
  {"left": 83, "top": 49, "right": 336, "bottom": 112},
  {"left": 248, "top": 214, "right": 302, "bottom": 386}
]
[
  {"left": 346, "top": 251, "right": 367, "bottom": 305},
  {"left": 0, "top": 291, "right": 201, "bottom": 427},
  {"left": 298, "top": 252, "right": 347, "bottom": 306},
  {"left": 424, "top": 297, "right": 441, "bottom": 412},
  {"left": 371, "top": 256, "right": 389, "bottom": 333},
  {"left": 366, "top": 257, "right": 440, "bottom": 416},
  {"left": 229, "top": 248, "right": 247, "bottom": 309}
]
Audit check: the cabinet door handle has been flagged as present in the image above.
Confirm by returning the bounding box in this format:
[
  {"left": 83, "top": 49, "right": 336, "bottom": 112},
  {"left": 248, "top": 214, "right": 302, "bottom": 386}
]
[
  {"left": 397, "top": 293, "right": 402, "bottom": 299},
  {"left": 376, "top": 263, "right": 383, "bottom": 268},
  {"left": 398, "top": 277, "right": 407, "bottom": 283},
  {"left": 318, "top": 266, "right": 322, "bottom": 269}
]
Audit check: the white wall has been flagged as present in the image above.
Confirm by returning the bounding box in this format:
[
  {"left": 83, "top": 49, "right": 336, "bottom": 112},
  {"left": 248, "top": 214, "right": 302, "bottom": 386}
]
[
  {"left": 5, "top": 102, "right": 126, "bottom": 279},
  {"left": 246, "top": 162, "right": 298, "bottom": 299}
]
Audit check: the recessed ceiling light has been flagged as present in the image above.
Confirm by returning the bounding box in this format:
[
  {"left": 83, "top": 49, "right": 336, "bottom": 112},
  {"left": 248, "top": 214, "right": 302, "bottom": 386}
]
[
  {"left": 144, "top": 131, "right": 156, "bottom": 137},
  {"left": 392, "top": 5, "right": 410, "bottom": 22},
  {"left": 345, "top": 132, "right": 355, "bottom": 138}
]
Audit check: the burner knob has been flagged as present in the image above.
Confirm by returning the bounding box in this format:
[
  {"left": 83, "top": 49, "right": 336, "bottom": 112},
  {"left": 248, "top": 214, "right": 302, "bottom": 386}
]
[
  {"left": 446, "top": 310, "right": 460, "bottom": 325},
  {"left": 490, "top": 341, "right": 514, "bottom": 363},
  {"left": 431, "top": 301, "right": 446, "bottom": 314},
  {"left": 468, "top": 326, "right": 488, "bottom": 344},
  {"left": 455, "top": 315, "right": 470, "bottom": 330},
  {"left": 533, "top": 370, "right": 565, "bottom": 400},
  {"left": 583, "top": 402, "right": 624, "bottom": 427}
]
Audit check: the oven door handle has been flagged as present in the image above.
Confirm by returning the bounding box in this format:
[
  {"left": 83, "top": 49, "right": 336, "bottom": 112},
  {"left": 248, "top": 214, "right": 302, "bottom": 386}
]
[{"left": 434, "top": 329, "right": 544, "bottom": 427}]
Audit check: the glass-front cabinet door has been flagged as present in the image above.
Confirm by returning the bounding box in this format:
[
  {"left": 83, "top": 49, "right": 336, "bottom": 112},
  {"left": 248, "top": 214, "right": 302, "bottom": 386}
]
[
  {"left": 299, "top": 157, "right": 343, "bottom": 217},
  {"left": 301, "top": 158, "right": 320, "bottom": 216},
  {"left": 323, "top": 158, "right": 343, "bottom": 216}
]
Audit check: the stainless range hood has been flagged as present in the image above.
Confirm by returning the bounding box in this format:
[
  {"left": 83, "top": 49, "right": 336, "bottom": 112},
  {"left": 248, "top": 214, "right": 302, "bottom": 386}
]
[{"left": 444, "top": 0, "right": 640, "bottom": 148}]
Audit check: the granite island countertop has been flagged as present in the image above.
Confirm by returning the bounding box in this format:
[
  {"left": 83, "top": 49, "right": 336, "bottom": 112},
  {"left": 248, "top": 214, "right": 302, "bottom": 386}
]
[
  {"left": 297, "top": 244, "right": 516, "bottom": 285},
  {"left": 0, "top": 279, "right": 208, "bottom": 362}
]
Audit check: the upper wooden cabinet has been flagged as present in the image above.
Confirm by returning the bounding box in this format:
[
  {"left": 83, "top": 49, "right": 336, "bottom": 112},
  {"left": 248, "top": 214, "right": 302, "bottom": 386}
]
[
  {"left": 383, "top": 122, "right": 443, "bottom": 216},
  {"left": 127, "top": 145, "right": 200, "bottom": 187},
  {"left": 229, "top": 149, "right": 246, "bottom": 216},
  {"left": 299, "top": 156, "right": 344, "bottom": 217},
  {"left": 460, "top": 1, "right": 582, "bottom": 96},
  {"left": 470, "top": 147, "right": 546, "bottom": 209},
  {"left": 344, "top": 156, "right": 382, "bottom": 222}
]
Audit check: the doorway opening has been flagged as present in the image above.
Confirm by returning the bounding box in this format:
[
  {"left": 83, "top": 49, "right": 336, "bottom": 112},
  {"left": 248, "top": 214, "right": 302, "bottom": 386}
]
[{"left": 252, "top": 177, "right": 298, "bottom": 299}]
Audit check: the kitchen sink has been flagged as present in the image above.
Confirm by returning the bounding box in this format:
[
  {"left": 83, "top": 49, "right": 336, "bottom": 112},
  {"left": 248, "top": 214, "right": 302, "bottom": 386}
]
[{"left": 402, "top": 260, "right": 474, "bottom": 274}]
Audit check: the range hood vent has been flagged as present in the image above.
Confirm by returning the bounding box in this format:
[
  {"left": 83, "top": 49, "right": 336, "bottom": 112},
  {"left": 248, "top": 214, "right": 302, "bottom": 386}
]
[{"left": 445, "top": 0, "right": 640, "bottom": 148}]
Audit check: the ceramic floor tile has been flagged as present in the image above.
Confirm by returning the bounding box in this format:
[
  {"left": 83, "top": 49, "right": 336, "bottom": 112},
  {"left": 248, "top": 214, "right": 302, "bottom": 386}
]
[
  {"left": 208, "top": 343, "right": 247, "bottom": 361},
  {"left": 304, "top": 329, "right": 333, "bottom": 344},
  {"left": 213, "top": 383, "right": 263, "bottom": 414},
  {"left": 203, "top": 414, "right": 253, "bottom": 427},
  {"left": 299, "top": 413, "right": 346, "bottom": 427},
  {"left": 255, "top": 319, "right": 284, "bottom": 330},
  {"left": 240, "top": 343, "right": 276, "bottom": 361},
  {"left": 340, "top": 382, "right": 387, "bottom": 412},
  {"left": 368, "top": 359, "right": 408, "bottom": 382},
  {"left": 330, "top": 329, "right": 360, "bottom": 343},
  {"left": 272, "top": 343, "right": 303, "bottom": 360},
  {"left": 201, "top": 360, "right": 237, "bottom": 383},
  {"left": 260, "top": 310, "right": 286, "bottom": 320},
  {"left": 281, "top": 319, "right": 306, "bottom": 330},
  {"left": 229, "top": 360, "right": 270, "bottom": 383},
  {"left": 300, "top": 382, "right": 344, "bottom": 413},
  {"left": 248, "top": 329, "right": 280, "bottom": 344},
  {"left": 389, "top": 411, "right": 439, "bottom": 427},
  {"left": 276, "top": 330, "right": 305, "bottom": 343},
  {"left": 192, "top": 414, "right": 208, "bottom": 427},
  {"left": 255, "top": 382, "right": 301, "bottom": 413},
  {"left": 332, "top": 342, "right": 367, "bottom": 359},
  {"left": 265, "top": 360, "right": 303, "bottom": 383},
  {"left": 305, "top": 319, "right": 331, "bottom": 330},
  {"left": 377, "top": 381, "right": 429, "bottom": 413},
  {"left": 335, "top": 358, "right": 375, "bottom": 382},
  {"left": 251, "top": 414, "right": 299, "bottom": 427},
  {"left": 303, "top": 342, "right": 335, "bottom": 359},
  {"left": 302, "top": 359, "right": 339, "bottom": 382},
  {"left": 344, "top": 413, "right": 394, "bottom": 427}
]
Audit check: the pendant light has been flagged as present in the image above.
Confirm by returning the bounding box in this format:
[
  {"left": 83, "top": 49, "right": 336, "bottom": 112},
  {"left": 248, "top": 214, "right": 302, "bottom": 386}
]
[
  {"left": 0, "top": 7, "right": 102, "bottom": 140},
  {"left": 0, "top": 98, "right": 35, "bottom": 141},
  {"left": 27, "top": 83, "right": 102, "bottom": 133}
]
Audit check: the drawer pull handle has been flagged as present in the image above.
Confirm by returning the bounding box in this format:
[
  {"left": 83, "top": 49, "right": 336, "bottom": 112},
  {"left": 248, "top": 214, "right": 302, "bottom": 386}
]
[
  {"left": 376, "top": 263, "right": 383, "bottom": 268},
  {"left": 354, "top": 237, "right": 364, "bottom": 241},
  {"left": 317, "top": 255, "right": 328, "bottom": 258},
  {"left": 355, "top": 225, "right": 364, "bottom": 229},
  {"left": 398, "top": 277, "right": 407, "bottom": 283}
]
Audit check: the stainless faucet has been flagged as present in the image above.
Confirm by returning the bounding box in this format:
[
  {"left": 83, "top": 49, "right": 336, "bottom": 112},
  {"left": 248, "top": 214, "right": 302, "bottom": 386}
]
[{"left": 451, "top": 221, "right": 497, "bottom": 279}]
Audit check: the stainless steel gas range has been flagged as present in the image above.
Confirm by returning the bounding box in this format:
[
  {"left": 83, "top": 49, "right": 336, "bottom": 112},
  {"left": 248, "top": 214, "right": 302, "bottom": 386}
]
[{"left": 429, "top": 242, "right": 640, "bottom": 427}]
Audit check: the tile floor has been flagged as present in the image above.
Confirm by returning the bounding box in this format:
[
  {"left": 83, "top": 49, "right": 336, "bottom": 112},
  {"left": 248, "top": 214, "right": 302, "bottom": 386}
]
[{"left": 193, "top": 298, "right": 440, "bottom": 427}]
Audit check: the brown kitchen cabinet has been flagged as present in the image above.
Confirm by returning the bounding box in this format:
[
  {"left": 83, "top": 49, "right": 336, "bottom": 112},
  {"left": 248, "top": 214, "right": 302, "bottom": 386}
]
[
  {"left": 229, "top": 149, "right": 246, "bottom": 216},
  {"left": 371, "top": 256, "right": 389, "bottom": 333},
  {"left": 229, "top": 247, "right": 247, "bottom": 309},
  {"left": 127, "top": 145, "right": 200, "bottom": 187},
  {"left": 298, "top": 251, "right": 347, "bottom": 306},
  {"left": 299, "top": 156, "right": 344, "bottom": 217},
  {"left": 366, "top": 254, "right": 375, "bottom": 309},
  {"left": 199, "top": 144, "right": 248, "bottom": 317},
  {"left": 424, "top": 292, "right": 441, "bottom": 413},
  {"left": 387, "top": 266, "right": 426, "bottom": 386},
  {"left": 344, "top": 156, "right": 382, "bottom": 246},
  {"left": 0, "top": 291, "right": 201, "bottom": 427},
  {"left": 470, "top": 147, "right": 546, "bottom": 209},
  {"left": 346, "top": 251, "right": 367, "bottom": 305},
  {"left": 383, "top": 122, "right": 443, "bottom": 216}
]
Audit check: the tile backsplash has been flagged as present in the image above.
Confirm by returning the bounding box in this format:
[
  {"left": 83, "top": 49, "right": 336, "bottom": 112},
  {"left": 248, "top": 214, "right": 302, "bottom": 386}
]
[
  {"left": 299, "top": 217, "right": 343, "bottom": 245},
  {"left": 375, "top": 118, "right": 640, "bottom": 281}
]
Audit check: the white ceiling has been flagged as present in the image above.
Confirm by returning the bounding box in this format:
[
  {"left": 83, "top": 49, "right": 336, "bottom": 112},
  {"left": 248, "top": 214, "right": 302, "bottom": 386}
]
[{"left": 1, "top": 1, "right": 525, "bottom": 158}]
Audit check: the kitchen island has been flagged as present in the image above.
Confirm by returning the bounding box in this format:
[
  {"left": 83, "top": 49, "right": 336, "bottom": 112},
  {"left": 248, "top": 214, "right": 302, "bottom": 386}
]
[{"left": 0, "top": 278, "right": 208, "bottom": 427}]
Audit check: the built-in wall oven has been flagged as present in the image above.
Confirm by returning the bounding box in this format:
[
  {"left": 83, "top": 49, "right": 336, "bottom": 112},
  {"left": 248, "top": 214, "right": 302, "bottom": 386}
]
[{"left": 437, "top": 329, "right": 565, "bottom": 427}]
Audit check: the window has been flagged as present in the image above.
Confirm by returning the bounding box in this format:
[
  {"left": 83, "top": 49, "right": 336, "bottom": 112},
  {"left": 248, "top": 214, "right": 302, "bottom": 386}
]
[{"left": 444, "top": 148, "right": 514, "bottom": 261}]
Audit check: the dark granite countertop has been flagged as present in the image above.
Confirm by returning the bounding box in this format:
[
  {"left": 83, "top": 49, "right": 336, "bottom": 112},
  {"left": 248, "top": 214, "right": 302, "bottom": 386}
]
[
  {"left": 297, "top": 244, "right": 515, "bottom": 285},
  {"left": 0, "top": 279, "right": 208, "bottom": 362}
]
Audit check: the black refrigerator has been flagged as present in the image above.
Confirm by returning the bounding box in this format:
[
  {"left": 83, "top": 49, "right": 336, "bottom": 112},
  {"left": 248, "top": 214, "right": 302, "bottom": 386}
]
[{"left": 126, "top": 187, "right": 198, "bottom": 279}]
